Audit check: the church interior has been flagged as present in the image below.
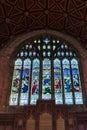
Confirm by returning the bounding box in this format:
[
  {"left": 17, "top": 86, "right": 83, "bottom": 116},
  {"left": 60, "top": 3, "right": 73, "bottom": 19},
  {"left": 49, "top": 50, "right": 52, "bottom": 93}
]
[{"left": 0, "top": 0, "right": 87, "bottom": 130}]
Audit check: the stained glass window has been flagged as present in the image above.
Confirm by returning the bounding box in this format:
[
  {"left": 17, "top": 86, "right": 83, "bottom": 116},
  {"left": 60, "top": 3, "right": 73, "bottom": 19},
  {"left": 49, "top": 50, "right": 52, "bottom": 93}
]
[{"left": 9, "top": 37, "right": 83, "bottom": 105}]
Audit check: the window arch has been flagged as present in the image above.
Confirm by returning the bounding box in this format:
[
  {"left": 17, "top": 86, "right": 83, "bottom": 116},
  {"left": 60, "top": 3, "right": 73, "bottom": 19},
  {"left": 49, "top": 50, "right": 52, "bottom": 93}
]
[{"left": 9, "top": 37, "right": 83, "bottom": 105}]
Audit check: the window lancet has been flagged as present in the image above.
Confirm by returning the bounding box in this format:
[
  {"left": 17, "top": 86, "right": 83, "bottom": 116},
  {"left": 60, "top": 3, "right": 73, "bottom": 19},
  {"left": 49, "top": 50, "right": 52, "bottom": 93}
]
[{"left": 9, "top": 37, "right": 83, "bottom": 105}]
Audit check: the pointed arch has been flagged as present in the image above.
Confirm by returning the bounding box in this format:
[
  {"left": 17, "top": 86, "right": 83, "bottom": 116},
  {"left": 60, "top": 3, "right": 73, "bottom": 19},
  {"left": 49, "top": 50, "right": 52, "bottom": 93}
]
[{"left": 9, "top": 36, "right": 83, "bottom": 105}]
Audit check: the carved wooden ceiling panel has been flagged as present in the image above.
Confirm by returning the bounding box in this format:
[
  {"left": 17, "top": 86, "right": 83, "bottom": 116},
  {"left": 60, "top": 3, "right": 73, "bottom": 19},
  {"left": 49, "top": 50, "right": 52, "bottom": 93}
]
[{"left": 0, "top": 0, "right": 87, "bottom": 49}]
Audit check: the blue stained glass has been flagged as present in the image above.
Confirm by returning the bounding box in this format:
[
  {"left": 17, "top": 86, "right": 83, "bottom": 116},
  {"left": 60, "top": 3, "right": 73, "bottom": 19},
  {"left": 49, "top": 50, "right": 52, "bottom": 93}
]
[
  {"left": 72, "top": 69, "right": 79, "bottom": 75},
  {"left": 43, "top": 38, "right": 50, "bottom": 44},
  {"left": 21, "top": 69, "right": 30, "bottom": 92},
  {"left": 22, "top": 69, "right": 29, "bottom": 79},
  {"left": 61, "top": 44, "right": 64, "bottom": 49},
  {"left": 61, "top": 52, "right": 64, "bottom": 56},
  {"left": 54, "top": 73, "right": 60, "bottom": 76},
  {"left": 63, "top": 69, "right": 70, "bottom": 75},
  {"left": 54, "top": 66, "right": 60, "bottom": 69}
]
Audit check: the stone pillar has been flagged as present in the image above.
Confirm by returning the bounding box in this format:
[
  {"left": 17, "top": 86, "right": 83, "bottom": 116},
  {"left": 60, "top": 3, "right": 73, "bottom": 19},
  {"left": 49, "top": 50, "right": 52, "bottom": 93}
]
[
  {"left": 81, "top": 55, "right": 87, "bottom": 103},
  {"left": 0, "top": 54, "right": 11, "bottom": 106}
]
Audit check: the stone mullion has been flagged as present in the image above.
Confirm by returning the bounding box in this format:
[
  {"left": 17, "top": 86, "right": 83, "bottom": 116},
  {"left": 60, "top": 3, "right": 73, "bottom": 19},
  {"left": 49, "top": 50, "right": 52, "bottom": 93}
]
[
  {"left": 51, "top": 54, "right": 54, "bottom": 100},
  {"left": 18, "top": 60, "right": 24, "bottom": 106},
  {"left": 61, "top": 59, "right": 65, "bottom": 104},
  {"left": 39, "top": 56, "right": 42, "bottom": 100},
  {"left": 69, "top": 59, "right": 75, "bottom": 105},
  {"left": 28, "top": 59, "right": 33, "bottom": 104}
]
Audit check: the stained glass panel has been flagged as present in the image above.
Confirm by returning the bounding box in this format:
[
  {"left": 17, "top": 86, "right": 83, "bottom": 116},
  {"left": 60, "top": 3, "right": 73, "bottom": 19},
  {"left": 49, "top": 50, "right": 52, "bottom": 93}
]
[
  {"left": 30, "top": 59, "right": 40, "bottom": 104},
  {"left": 20, "top": 59, "right": 31, "bottom": 105},
  {"left": 54, "top": 59, "right": 63, "bottom": 104},
  {"left": 9, "top": 59, "right": 22, "bottom": 105},
  {"left": 63, "top": 59, "right": 73, "bottom": 104},
  {"left": 42, "top": 59, "right": 51, "bottom": 99},
  {"left": 71, "top": 58, "right": 83, "bottom": 104}
]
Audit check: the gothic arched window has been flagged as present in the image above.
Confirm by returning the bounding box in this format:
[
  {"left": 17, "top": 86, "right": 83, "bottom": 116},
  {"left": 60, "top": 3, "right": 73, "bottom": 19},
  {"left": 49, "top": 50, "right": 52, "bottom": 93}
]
[{"left": 9, "top": 37, "right": 83, "bottom": 105}]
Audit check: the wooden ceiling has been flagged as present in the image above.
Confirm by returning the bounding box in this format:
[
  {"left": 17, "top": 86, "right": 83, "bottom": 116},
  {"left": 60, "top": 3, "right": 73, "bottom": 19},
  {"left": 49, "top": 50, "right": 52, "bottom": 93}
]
[{"left": 0, "top": 0, "right": 87, "bottom": 49}]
